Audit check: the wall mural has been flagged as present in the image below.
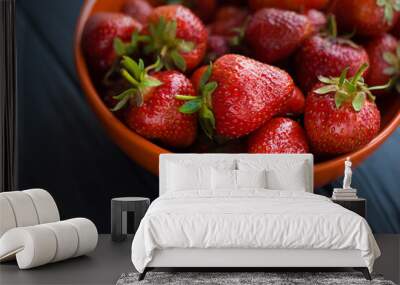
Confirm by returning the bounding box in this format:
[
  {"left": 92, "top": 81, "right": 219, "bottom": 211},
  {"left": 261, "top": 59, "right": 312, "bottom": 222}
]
[{"left": 16, "top": 0, "right": 399, "bottom": 233}]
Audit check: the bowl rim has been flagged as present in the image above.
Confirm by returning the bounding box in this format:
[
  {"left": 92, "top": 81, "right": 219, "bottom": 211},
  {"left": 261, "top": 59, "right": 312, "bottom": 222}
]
[
  {"left": 74, "top": 0, "right": 171, "bottom": 161},
  {"left": 74, "top": 0, "right": 400, "bottom": 178}
]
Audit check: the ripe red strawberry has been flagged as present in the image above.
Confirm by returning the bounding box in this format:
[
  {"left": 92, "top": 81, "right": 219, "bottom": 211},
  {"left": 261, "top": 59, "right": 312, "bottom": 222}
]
[
  {"left": 82, "top": 12, "right": 142, "bottom": 74},
  {"left": 305, "top": 9, "right": 327, "bottom": 34},
  {"left": 209, "top": 6, "right": 249, "bottom": 37},
  {"left": 278, "top": 86, "right": 305, "bottom": 116},
  {"left": 142, "top": 5, "right": 208, "bottom": 72},
  {"left": 248, "top": 117, "right": 309, "bottom": 154},
  {"left": 112, "top": 56, "right": 197, "bottom": 148},
  {"left": 333, "top": 0, "right": 400, "bottom": 37},
  {"left": 248, "top": 0, "right": 329, "bottom": 12},
  {"left": 178, "top": 54, "right": 294, "bottom": 139},
  {"left": 205, "top": 35, "right": 230, "bottom": 62},
  {"left": 304, "top": 64, "right": 386, "bottom": 155},
  {"left": 295, "top": 16, "right": 369, "bottom": 92},
  {"left": 121, "top": 0, "right": 153, "bottom": 25},
  {"left": 245, "top": 8, "right": 313, "bottom": 63},
  {"left": 365, "top": 33, "right": 399, "bottom": 94},
  {"left": 187, "top": 0, "right": 217, "bottom": 23}
]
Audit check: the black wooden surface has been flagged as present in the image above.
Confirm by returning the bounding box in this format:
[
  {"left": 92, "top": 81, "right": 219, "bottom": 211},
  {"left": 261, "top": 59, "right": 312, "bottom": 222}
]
[{"left": 0, "top": 0, "right": 17, "bottom": 192}]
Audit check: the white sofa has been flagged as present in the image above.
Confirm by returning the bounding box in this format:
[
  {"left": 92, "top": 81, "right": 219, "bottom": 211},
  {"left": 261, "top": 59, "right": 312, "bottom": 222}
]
[{"left": 0, "top": 189, "right": 97, "bottom": 269}]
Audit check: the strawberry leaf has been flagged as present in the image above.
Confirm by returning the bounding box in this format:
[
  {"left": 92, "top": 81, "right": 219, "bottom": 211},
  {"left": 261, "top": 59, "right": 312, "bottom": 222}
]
[
  {"left": 334, "top": 90, "right": 347, "bottom": 108},
  {"left": 339, "top": 67, "right": 349, "bottom": 87},
  {"left": 199, "top": 106, "right": 216, "bottom": 139},
  {"left": 318, "top": 76, "right": 335, "bottom": 84},
  {"left": 203, "top": 82, "right": 218, "bottom": 95},
  {"left": 121, "top": 69, "right": 140, "bottom": 86},
  {"left": 179, "top": 98, "right": 202, "bottom": 114},
  {"left": 376, "top": 0, "right": 400, "bottom": 24},
  {"left": 113, "top": 88, "right": 136, "bottom": 100},
  {"left": 166, "top": 20, "right": 177, "bottom": 39},
  {"left": 111, "top": 93, "right": 131, "bottom": 111},
  {"left": 350, "top": 63, "right": 368, "bottom": 85},
  {"left": 314, "top": 84, "right": 337, "bottom": 94},
  {"left": 140, "top": 78, "right": 163, "bottom": 87},
  {"left": 178, "top": 40, "right": 195, "bottom": 53},
  {"left": 327, "top": 14, "right": 337, "bottom": 38},
  {"left": 122, "top": 56, "right": 141, "bottom": 79},
  {"left": 113, "top": 37, "right": 126, "bottom": 56},
  {"left": 176, "top": 95, "right": 198, "bottom": 100},
  {"left": 368, "top": 79, "right": 392, "bottom": 90},
  {"left": 352, "top": 92, "right": 366, "bottom": 111},
  {"left": 199, "top": 63, "right": 213, "bottom": 89},
  {"left": 170, "top": 49, "right": 186, "bottom": 71}
]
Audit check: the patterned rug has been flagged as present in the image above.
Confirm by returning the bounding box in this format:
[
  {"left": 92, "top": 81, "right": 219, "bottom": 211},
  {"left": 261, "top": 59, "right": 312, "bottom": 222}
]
[{"left": 116, "top": 271, "right": 396, "bottom": 285}]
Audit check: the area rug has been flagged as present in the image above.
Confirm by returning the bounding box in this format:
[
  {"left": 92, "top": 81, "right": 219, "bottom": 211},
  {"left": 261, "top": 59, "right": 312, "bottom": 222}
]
[{"left": 116, "top": 272, "right": 396, "bottom": 285}]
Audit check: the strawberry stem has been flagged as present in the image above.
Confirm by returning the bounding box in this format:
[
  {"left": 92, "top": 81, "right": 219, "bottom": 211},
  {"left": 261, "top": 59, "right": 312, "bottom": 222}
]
[
  {"left": 142, "top": 17, "right": 195, "bottom": 72},
  {"left": 176, "top": 62, "right": 218, "bottom": 138},
  {"left": 376, "top": 0, "right": 400, "bottom": 24},
  {"left": 315, "top": 64, "right": 390, "bottom": 112},
  {"left": 111, "top": 56, "right": 163, "bottom": 111}
]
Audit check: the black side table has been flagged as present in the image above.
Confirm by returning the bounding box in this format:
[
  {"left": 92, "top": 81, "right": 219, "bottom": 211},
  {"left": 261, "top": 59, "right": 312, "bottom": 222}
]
[
  {"left": 331, "top": 198, "right": 366, "bottom": 218},
  {"left": 111, "top": 197, "right": 150, "bottom": 242}
]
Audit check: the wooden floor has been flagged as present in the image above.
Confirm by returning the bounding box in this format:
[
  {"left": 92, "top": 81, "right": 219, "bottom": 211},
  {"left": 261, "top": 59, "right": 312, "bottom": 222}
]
[{"left": 0, "top": 234, "right": 398, "bottom": 285}]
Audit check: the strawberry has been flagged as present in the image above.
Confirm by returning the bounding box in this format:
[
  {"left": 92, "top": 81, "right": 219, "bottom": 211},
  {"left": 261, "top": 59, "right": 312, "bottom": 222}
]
[
  {"left": 248, "top": 0, "right": 329, "bottom": 12},
  {"left": 82, "top": 12, "right": 142, "bottom": 74},
  {"left": 121, "top": 0, "right": 153, "bottom": 25},
  {"left": 248, "top": 117, "right": 309, "bottom": 154},
  {"left": 112, "top": 56, "right": 197, "bottom": 148},
  {"left": 304, "top": 64, "right": 388, "bottom": 155},
  {"left": 365, "top": 33, "right": 400, "bottom": 94},
  {"left": 295, "top": 16, "right": 369, "bottom": 92},
  {"left": 245, "top": 8, "right": 313, "bottom": 63},
  {"left": 209, "top": 6, "right": 249, "bottom": 37},
  {"left": 142, "top": 5, "right": 208, "bottom": 72},
  {"left": 178, "top": 54, "right": 294, "bottom": 139},
  {"left": 186, "top": 0, "right": 217, "bottom": 23},
  {"left": 205, "top": 35, "right": 230, "bottom": 62},
  {"left": 305, "top": 9, "right": 327, "bottom": 34},
  {"left": 278, "top": 86, "right": 305, "bottom": 116},
  {"left": 333, "top": 0, "right": 400, "bottom": 37},
  {"left": 145, "top": 0, "right": 217, "bottom": 23}
]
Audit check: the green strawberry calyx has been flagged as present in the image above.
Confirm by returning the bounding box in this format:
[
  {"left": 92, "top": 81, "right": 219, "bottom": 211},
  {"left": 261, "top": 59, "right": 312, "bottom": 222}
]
[
  {"left": 382, "top": 42, "right": 400, "bottom": 92},
  {"left": 322, "top": 15, "right": 359, "bottom": 48},
  {"left": 103, "top": 32, "right": 144, "bottom": 86},
  {"left": 141, "top": 17, "right": 195, "bottom": 72},
  {"left": 315, "top": 63, "right": 391, "bottom": 112},
  {"left": 113, "top": 31, "right": 145, "bottom": 58},
  {"left": 111, "top": 56, "right": 163, "bottom": 111},
  {"left": 176, "top": 63, "right": 218, "bottom": 138},
  {"left": 376, "top": 0, "right": 400, "bottom": 24}
]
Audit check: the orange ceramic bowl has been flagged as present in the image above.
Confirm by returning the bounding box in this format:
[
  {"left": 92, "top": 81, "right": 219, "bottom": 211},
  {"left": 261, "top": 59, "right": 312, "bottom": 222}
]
[{"left": 74, "top": 0, "right": 400, "bottom": 188}]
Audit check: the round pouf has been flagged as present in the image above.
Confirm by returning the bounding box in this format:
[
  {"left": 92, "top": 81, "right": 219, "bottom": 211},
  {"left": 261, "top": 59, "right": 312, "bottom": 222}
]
[{"left": 111, "top": 197, "right": 150, "bottom": 242}]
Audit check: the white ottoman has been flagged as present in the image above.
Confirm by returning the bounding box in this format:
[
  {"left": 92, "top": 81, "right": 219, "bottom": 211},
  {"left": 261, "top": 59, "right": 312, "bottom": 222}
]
[
  {"left": 0, "top": 189, "right": 98, "bottom": 269},
  {"left": 0, "top": 218, "right": 98, "bottom": 269}
]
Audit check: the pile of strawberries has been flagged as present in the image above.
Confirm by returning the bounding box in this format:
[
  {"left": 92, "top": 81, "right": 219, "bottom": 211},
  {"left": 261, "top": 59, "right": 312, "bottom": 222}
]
[{"left": 82, "top": 0, "right": 400, "bottom": 159}]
